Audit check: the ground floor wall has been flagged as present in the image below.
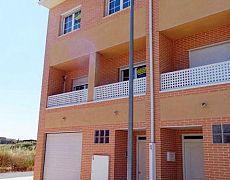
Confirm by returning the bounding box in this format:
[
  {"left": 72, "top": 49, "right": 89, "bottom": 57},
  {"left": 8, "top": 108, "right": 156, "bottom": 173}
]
[
  {"left": 34, "top": 122, "right": 146, "bottom": 180},
  {"left": 156, "top": 117, "right": 230, "bottom": 180}
]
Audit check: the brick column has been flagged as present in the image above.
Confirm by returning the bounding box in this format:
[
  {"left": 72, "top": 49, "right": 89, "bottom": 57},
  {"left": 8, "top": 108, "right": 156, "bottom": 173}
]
[{"left": 87, "top": 52, "right": 100, "bottom": 101}]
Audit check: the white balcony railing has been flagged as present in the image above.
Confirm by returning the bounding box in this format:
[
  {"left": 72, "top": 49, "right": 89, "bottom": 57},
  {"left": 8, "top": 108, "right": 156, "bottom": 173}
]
[
  {"left": 94, "top": 77, "right": 146, "bottom": 101},
  {"left": 47, "top": 89, "right": 88, "bottom": 108},
  {"left": 161, "top": 61, "right": 230, "bottom": 91}
]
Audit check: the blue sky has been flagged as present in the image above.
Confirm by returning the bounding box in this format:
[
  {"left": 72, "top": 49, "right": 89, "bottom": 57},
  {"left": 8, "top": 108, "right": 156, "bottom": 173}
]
[{"left": 0, "top": 1, "right": 48, "bottom": 140}]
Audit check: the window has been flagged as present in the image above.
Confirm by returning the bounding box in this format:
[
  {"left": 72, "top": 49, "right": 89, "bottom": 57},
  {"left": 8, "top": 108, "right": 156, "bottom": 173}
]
[
  {"left": 62, "top": 9, "right": 81, "bottom": 34},
  {"left": 94, "top": 130, "right": 110, "bottom": 144},
  {"left": 72, "top": 77, "right": 88, "bottom": 91},
  {"left": 108, "top": 0, "right": 130, "bottom": 15},
  {"left": 120, "top": 64, "right": 146, "bottom": 81},
  {"left": 189, "top": 41, "right": 230, "bottom": 68},
  {"left": 212, "top": 124, "right": 230, "bottom": 144}
]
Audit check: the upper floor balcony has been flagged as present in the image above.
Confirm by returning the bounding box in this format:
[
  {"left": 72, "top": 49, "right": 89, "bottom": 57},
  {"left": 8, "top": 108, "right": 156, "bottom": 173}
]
[
  {"left": 159, "top": 10, "right": 230, "bottom": 93},
  {"left": 161, "top": 60, "right": 230, "bottom": 92},
  {"left": 46, "top": 42, "right": 147, "bottom": 108}
]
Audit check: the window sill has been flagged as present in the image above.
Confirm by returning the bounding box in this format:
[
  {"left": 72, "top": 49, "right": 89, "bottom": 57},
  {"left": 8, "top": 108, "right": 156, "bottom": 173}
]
[
  {"left": 103, "top": 7, "right": 130, "bottom": 19},
  {"left": 57, "top": 28, "right": 81, "bottom": 39}
]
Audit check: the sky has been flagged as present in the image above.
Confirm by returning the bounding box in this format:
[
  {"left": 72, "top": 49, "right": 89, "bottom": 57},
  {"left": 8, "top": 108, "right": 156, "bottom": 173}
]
[{"left": 0, "top": 1, "right": 48, "bottom": 140}]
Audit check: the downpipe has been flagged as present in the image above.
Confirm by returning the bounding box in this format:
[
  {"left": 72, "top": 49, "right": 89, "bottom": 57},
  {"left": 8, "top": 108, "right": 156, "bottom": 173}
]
[{"left": 148, "top": 0, "right": 156, "bottom": 179}]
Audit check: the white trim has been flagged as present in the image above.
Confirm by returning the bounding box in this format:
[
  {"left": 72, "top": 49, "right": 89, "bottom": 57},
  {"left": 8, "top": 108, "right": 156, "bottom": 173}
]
[
  {"left": 61, "top": 5, "right": 82, "bottom": 16},
  {"left": 136, "top": 135, "right": 146, "bottom": 180},
  {"left": 103, "top": 6, "right": 130, "bottom": 19},
  {"left": 182, "top": 134, "right": 203, "bottom": 180},
  {"left": 119, "top": 61, "right": 146, "bottom": 81},
  {"left": 61, "top": 6, "right": 81, "bottom": 35},
  {"left": 107, "top": 0, "right": 130, "bottom": 16}
]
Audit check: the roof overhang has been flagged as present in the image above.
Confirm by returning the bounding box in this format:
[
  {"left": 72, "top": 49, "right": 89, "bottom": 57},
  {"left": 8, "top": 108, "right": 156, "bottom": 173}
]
[{"left": 39, "top": 0, "right": 66, "bottom": 9}]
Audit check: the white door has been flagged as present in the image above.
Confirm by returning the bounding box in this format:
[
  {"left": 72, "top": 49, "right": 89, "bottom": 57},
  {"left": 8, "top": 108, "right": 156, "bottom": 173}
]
[
  {"left": 137, "top": 136, "right": 146, "bottom": 180},
  {"left": 183, "top": 137, "right": 204, "bottom": 180},
  {"left": 91, "top": 155, "right": 109, "bottom": 180},
  {"left": 43, "top": 133, "right": 82, "bottom": 180}
]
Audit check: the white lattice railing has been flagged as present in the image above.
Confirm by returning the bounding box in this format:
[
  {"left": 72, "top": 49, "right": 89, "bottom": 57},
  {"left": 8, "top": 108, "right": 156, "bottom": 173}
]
[
  {"left": 161, "top": 61, "right": 230, "bottom": 91},
  {"left": 47, "top": 89, "right": 88, "bottom": 108},
  {"left": 94, "top": 77, "right": 146, "bottom": 101}
]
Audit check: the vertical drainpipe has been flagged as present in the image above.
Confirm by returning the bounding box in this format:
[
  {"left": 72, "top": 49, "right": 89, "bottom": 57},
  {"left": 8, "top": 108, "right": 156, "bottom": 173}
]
[{"left": 149, "top": 0, "right": 156, "bottom": 179}]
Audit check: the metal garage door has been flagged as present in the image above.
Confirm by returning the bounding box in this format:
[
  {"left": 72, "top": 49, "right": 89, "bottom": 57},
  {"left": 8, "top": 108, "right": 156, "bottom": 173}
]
[{"left": 43, "top": 133, "right": 82, "bottom": 180}]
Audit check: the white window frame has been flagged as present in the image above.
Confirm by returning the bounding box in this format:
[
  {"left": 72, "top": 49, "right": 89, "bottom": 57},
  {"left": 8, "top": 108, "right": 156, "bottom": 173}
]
[
  {"left": 119, "top": 62, "right": 146, "bottom": 81},
  {"left": 61, "top": 5, "right": 81, "bottom": 35},
  {"left": 72, "top": 76, "right": 88, "bottom": 91},
  {"left": 107, "top": 0, "right": 130, "bottom": 15},
  {"left": 212, "top": 124, "right": 230, "bottom": 144}
]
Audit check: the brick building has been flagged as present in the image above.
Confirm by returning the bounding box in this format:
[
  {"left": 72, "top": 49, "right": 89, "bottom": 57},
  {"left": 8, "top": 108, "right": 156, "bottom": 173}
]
[{"left": 35, "top": 0, "right": 230, "bottom": 179}]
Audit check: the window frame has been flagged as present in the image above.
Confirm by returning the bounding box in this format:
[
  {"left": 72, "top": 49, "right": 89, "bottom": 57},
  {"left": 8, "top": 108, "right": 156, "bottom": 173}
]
[
  {"left": 72, "top": 76, "right": 88, "bottom": 91},
  {"left": 61, "top": 5, "right": 82, "bottom": 35},
  {"left": 107, "top": 0, "right": 130, "bottom": 16},
  {"left": 212, "top": 124, "right": 230, "bottom": 144},
  {"left": 94, "top": 130, "right": 110, "bottom": 144},
  {"left": 119, "top": 62, "right": 146, "bottom": 82}
]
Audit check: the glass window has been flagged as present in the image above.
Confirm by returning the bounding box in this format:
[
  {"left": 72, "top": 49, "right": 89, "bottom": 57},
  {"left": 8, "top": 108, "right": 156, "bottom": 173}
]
[
  {"left": 108, "top": 0, "right": 130, "bottom": 15},
  {"left": 212, "top": 125, "right": 222, "bottom": 143},
  {"left": 212, "top": 124, "right": 230, "bottom": 144},
  {"left": 73, "top": 84, "right": 88, "bottom": 91},
  {"left": 120, "top": 64, "right": 146, "bottom": 81},
  {"left": 223, "top": 124, "right": 230, "bottom": 143},
  {"left": 123, "top": 0, "right": 130, "bottom": 8},
  {"left": 63, "top": 9, "right": 81, "bottom": 35},
  {"left": 64, "top": 15, "right": 73, "bottom": 34},
  {"left": 94, "top": 130, "right": 110, "bottom": 144},
  {"left": 72, "top": 77, "right": 88, "bottom": 91},
  {"left": 73, "top": 10, "right": 81, "bottom": 30}
]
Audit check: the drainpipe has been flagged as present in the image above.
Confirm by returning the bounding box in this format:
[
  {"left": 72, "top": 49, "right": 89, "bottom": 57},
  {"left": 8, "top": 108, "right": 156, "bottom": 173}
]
[{"left": 149, "top": 0, "right": 156, "bottom": 179}]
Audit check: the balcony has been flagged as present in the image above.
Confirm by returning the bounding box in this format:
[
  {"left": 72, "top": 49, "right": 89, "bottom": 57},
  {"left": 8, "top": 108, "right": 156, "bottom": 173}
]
[
  {"left": 47, "top": 77, "right": 146, "bottom": 108},
  {"left": 161, "top": 61, "right": 230, "bottom": 92},
  {"left": 47, "top": 89, "right": 88, "bottom": 108},
  {"left": 94, "top": 77, "right": 146, "bottom": 101}
]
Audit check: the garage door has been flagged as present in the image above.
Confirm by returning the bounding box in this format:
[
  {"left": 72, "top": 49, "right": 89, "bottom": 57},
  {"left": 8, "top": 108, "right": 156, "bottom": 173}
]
[{"left": 43, "top": 133, "right": 82, "bottom": 180}]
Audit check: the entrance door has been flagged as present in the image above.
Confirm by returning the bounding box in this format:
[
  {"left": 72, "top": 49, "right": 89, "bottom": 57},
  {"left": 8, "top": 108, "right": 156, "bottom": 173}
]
[
  {"left": 137, "top": 136, "right": 146, "bottom": 180},
  {"left": 183, "top": 135, "right": 204, "bottom": 180}
]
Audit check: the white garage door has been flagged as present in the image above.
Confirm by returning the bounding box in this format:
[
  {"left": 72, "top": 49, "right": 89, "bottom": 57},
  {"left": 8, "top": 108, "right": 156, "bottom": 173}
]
[{"left": 43, "top": 133, "right": 82, "bottom": 180}]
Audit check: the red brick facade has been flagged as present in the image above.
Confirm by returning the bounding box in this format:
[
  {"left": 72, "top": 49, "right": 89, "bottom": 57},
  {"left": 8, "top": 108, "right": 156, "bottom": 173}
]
[{"left": 35, "top": 0, "right": 230, "bottom": 179}]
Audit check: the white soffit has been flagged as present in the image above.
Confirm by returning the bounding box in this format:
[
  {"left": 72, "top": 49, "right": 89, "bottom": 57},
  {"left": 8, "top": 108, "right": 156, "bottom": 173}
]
[{"left": 39, "top": 0, "right": 66, "bottom": 9}]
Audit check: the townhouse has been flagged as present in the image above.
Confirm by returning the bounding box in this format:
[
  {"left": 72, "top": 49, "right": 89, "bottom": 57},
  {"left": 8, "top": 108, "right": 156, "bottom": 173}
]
[{"left": 35, "top": 0, "right": 230, "bottom": 179}]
